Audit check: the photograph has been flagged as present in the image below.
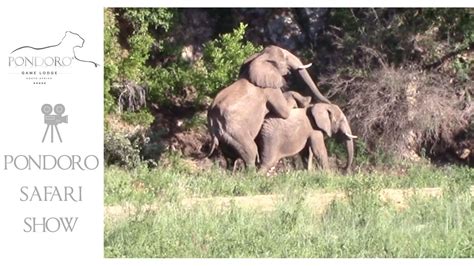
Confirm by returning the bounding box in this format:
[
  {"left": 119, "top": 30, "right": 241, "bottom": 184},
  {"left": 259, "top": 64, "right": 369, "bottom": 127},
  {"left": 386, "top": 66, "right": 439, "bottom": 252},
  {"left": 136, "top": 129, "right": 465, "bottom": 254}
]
[{"left": 103, "top": 8, "right": 473, "bottom": 258}]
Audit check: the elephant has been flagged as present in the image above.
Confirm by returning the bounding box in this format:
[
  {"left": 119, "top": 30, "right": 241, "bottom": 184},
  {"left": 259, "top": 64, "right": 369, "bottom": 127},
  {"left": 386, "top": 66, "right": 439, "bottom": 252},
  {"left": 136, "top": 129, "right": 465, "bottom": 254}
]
[
  {"left": 258, "top": 103, "right": 357, "bottom": 173},
  {"left": 207, "top": 45, "right": 331, "bottom": 168},
  {"left": 283, "top": 90, "right": 312, "bottom": 109}
]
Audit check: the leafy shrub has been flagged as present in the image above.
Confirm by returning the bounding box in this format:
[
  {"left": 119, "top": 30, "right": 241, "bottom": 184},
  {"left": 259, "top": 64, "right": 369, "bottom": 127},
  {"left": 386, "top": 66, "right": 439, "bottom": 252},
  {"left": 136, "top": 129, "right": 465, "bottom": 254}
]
[
  {"left": 145, "top": 22, "right": 261, "bottom": 105},
  {"left": 194, "top": 23, "right": 262, "bottom": 99},
  {"left": 104, "top": 9, "right": 121, "bottom": 113},
  {"left": 104, "top": 8, "right": 176, "bottom": 113},
  {"left": 119, "top": 8, "right": 175, "bottom": 83},
  {"left": 104, "top": 130, "right": 141, "bottom": 168},
  {"left": 121, "top": 110, "right": 155, "bottom": 127},
  {"left": 104, "top": 7, "right": 262, "bottom": 109},
  {"left": 105, "top": 8, "right": 261, "bottom": 110}
]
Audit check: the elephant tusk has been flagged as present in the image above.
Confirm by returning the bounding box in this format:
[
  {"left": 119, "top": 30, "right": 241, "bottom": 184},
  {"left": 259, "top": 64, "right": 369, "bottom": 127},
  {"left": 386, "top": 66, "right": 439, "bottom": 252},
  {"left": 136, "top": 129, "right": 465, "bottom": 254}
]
[
  {"left": 345, "top": 132, "right": 358, "bottom": 139},
  {"left": 297, "top": 63, "right": 312, "bottom": 70}
]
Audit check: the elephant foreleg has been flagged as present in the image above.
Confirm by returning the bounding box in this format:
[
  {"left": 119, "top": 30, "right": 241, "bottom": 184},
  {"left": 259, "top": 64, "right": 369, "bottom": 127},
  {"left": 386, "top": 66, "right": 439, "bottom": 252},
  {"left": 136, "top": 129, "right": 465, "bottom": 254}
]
[
  {"left": 309, "top": 131, "right": 329, "bottom": 170},
  {"left": 258, "top": 144, "right": 280, "bottom": 174},
  {"left": 259, "top": 156, "right": 279, "bottom": 174},
  {"left": 266, "top": 89, "right": 292, "bottom": 119},
  {"left": 307, "top": 146, "right": 313, "bottom": 171},
  {"left": 232, "top": 158, "right": 245, "bottom": 173},
  {"left": 286, "top": 91, "right": 311, "bottom": 108}
]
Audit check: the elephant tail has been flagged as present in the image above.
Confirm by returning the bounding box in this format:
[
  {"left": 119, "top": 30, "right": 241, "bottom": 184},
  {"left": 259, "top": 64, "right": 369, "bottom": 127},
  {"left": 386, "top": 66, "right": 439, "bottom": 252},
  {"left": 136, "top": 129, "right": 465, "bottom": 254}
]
[
  {"left": 206, "top": 112, "right": 220, "bottom": 158},
  {"left": 207, "top": 135, "right": 219, "bottom": 158}
]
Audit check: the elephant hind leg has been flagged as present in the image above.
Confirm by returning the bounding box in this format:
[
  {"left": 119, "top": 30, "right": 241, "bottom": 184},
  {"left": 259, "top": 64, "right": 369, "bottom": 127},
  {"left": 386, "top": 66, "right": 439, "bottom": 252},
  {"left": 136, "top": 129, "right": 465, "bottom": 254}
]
[
  {"left": 222, "top": 132, "right": 258, "bottom": 168},
  {"left": 238, "top": 138, "right": 258, "bottom": 168},
  {"left": 309, "top": 131, "right": 329, "bottom": 170}
]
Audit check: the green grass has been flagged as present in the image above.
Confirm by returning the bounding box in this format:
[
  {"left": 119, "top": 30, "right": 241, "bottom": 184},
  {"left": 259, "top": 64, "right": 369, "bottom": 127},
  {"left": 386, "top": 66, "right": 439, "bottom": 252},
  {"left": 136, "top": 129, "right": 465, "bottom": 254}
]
[
  {"left": 104, "top": 186, "right": 473, "bottom": 258},
  {"left": 104, "top": 159, "right": 473, "bottom": 258},
  {"left": 105, "top": 161, "right": 473, "bottom": 205}
]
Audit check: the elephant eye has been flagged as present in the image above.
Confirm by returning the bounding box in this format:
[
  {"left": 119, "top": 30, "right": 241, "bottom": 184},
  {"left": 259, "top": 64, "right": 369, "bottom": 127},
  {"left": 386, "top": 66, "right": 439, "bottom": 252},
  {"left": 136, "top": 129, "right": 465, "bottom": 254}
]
[
  {"left": 267, "top": 60, "right": 289, "bottom": 74},
  {"left": 267, "top": 60, "right": 278, "bottom": 67}
]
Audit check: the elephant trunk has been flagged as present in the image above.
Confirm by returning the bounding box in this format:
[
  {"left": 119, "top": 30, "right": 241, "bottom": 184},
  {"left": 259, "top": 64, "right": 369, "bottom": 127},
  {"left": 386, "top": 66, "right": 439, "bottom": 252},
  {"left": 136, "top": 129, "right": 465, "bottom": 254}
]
[
  {"left": 298, "top": 69, "right": 331, "bottom": 104},
  {"left": 341, "top": 119, "right": 355, "bottom": 173},
  {"left": 345, "top": 138, "right": 354, "bottom": 173},
  {"left": 286, "top": 52, "right": 331, "bottom": 104}
]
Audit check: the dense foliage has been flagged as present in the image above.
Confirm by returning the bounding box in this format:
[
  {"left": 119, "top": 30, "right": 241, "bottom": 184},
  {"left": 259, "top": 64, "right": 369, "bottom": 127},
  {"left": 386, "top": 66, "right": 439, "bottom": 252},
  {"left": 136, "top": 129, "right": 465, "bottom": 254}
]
[
  {"left": 105, "top": 8, "right": 260, "bottom": 113},
  {"left": 320, "top": 9, "right": 473, "bottom": 72}
]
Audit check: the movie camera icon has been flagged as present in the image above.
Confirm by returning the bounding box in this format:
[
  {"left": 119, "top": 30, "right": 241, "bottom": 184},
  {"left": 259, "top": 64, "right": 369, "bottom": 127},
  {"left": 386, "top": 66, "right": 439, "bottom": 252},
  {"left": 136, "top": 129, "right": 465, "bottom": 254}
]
[{"left": 41, "top": 104, "right": 68, "bottom": 143}]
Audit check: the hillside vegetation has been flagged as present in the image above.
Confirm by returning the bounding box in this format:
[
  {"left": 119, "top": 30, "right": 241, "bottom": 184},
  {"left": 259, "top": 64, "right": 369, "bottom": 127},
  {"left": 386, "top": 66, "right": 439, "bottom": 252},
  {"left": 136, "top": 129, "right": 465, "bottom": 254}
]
[{"left": 104, "top": 8, "right": 472, "bottom": 167}]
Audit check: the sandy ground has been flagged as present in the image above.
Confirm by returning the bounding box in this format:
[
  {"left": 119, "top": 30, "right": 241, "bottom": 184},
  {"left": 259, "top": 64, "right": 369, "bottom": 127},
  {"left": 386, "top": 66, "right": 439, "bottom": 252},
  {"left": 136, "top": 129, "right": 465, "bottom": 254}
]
[{"left": 105, "top": 186, "right": 474, "bottom": 223}]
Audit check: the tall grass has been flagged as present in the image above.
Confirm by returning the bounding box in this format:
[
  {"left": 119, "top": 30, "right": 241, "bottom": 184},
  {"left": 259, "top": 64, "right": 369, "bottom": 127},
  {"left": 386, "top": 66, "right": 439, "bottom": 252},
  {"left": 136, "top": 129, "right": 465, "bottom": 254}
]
[
  {"left": 105, "top": 162, "right": 473, "bottom": 205},
  {"left": 104, "top": 161, "right": 473, "bottom": 258},
  {"left": 104, "top": 186, "right": 473, "bottom": 258}
]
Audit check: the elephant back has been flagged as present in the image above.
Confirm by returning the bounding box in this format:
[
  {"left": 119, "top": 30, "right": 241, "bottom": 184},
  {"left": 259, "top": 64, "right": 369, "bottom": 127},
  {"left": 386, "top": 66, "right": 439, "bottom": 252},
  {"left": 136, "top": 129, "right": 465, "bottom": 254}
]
[
  {"left": 261, "top": 108, "right": 311, "bottom": 137},
  {"left": 260, "top": 108, "right": 312, "bottom": 158},
  {"left": 209, "top": 79, "right": 268, "bottom": 139}
]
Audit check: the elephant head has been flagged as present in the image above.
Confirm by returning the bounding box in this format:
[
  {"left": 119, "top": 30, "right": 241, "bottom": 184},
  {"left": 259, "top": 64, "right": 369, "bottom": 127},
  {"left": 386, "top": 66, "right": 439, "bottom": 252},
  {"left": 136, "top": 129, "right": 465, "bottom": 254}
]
[
  {"left": 240, "top": 45, "right": 331, "bottom": 104},
  {"left": 310, "top": 104, "right": 357, "bottom": 172}
]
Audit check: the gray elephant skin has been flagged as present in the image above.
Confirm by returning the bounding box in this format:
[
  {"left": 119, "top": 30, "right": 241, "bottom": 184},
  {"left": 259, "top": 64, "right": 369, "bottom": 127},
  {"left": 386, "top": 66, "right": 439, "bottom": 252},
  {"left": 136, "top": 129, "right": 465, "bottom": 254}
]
[
  {"left": 258, "top": 103, "right": 357, "bottom": 173},
  {"left": 207, "top": 45, "right": 331, "bottom": 168}
]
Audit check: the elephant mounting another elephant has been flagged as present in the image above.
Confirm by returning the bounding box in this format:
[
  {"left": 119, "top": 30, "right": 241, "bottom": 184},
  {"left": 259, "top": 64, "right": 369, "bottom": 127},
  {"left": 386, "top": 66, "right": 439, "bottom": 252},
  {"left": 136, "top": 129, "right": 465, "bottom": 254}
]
[{"left": 207, "top": 45, "right": 354, "bottom": 172}]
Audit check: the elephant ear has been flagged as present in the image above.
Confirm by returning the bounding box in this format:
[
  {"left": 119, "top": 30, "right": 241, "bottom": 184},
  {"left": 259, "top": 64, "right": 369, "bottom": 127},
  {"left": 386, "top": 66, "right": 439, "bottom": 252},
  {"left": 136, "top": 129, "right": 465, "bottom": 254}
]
[
  {"left": 328, "top": 104, "right": 344, "bottom": 123},
  {"left": 248, "top": 59, "right": 286, "bottom": 89},
  {"left": 311, "top": 104, "right": 332, "bottom": 137},
  {"left": 238, "top": 52, "right": 261, "bottom": 77}
]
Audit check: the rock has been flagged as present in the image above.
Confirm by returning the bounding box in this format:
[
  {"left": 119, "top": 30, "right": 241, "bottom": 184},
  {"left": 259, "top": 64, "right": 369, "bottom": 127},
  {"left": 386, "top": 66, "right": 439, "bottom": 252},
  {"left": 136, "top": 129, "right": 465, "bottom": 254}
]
[
  {"left": 168, "top": 9, "right": 215, "bottom": 64},
  {"left": 231, "top": 8, "right": 329, "bottom": 51},
  {"left": 233, "top": 9, "right": 308, "bottom": 51},
  {"left": 181, "top": 45, "right": 203, "bottom": 63},
  {"left": 458, "top": 148, "right": 470, "bottom": 160},
  {"left": 266, "top": 9, "right": 306, "bottom": 50}
]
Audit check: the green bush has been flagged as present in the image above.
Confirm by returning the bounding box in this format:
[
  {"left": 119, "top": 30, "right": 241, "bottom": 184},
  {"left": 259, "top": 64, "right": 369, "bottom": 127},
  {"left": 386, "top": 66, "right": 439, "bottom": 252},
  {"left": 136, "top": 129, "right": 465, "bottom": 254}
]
[
  {"left": 104, "top": 9, "right": 121, "bottom": 113},
  {"left": 104, "top": 8, "right": 261, "bottom": 109},
  {"left": 104, "top": 130, "right": 141, "bottom": 168},
  {"left": 145, "top": 22, "right": 261, "bottom": 105},
  {"left": 121, "top": 110, "right": 155, "bottom": 127},
  {"left": 104, "top": 8, "right": 176, "bottom": 113},
  {"left": 194, "top": 23, "right": 262, "bottom": 99}
]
